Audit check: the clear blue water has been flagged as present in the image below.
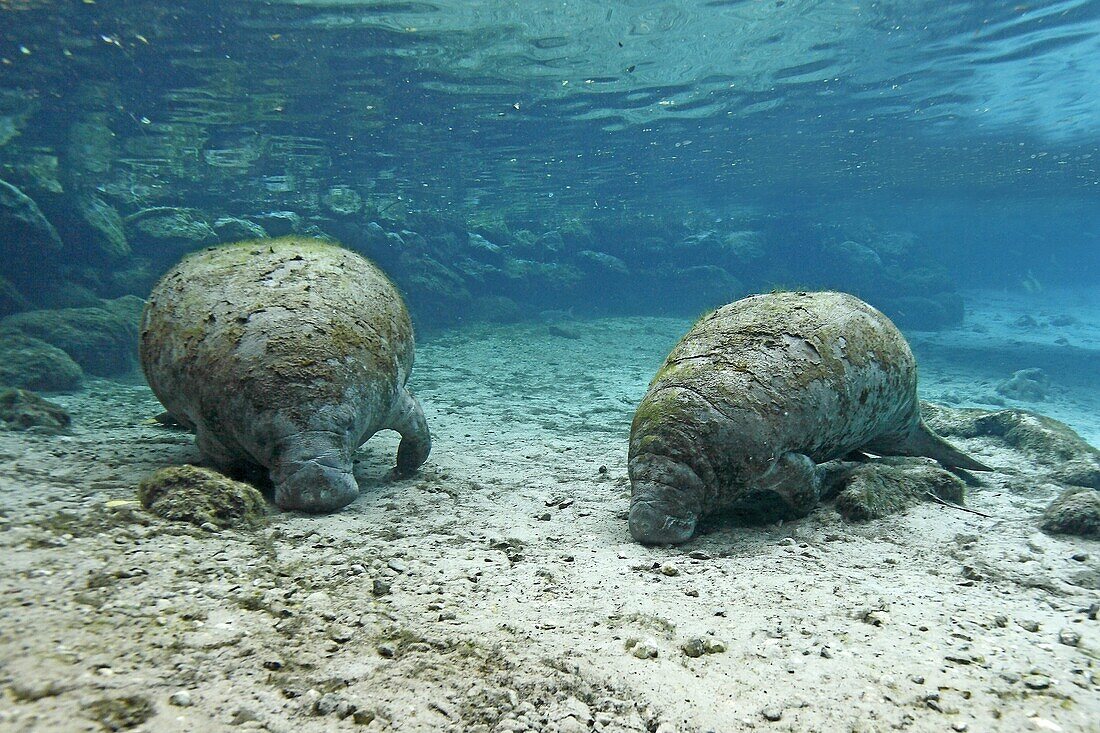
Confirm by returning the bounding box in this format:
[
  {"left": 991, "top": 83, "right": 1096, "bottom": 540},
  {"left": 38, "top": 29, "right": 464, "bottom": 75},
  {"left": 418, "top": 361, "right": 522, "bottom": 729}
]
[
  {"left": 2, "top": 7, "right": 1099, "bottom": 729},
  {"left": 0, "top": 1, "right": 1097, "bottom": 335}
]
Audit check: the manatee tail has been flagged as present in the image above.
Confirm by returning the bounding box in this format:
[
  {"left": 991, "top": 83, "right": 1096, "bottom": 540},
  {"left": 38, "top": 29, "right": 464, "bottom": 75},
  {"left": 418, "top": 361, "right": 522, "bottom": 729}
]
[{"left": 876, "top": 420, "right": 992, "bottom": 472}]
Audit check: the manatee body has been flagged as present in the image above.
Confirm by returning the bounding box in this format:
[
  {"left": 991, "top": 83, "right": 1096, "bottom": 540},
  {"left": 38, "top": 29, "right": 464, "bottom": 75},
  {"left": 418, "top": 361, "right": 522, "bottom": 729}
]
[
  {"left": 628, "top": 290, "right": 989, "bottom": 544},
  {"left": 139, "top": 237, "right": 431, "bottom": 512}
]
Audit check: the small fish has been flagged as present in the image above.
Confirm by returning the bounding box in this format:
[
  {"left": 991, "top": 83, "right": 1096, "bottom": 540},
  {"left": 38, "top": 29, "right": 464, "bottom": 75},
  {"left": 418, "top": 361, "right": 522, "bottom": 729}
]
[{"left": 538, "top": 307, "right": 575, "bottom": 322}]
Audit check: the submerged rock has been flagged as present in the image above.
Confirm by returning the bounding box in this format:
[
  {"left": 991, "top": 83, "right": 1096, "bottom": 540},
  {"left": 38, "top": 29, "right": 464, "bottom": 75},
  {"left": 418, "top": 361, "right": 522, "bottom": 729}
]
[
  {"left": 576, "top": 249, "right": 629, "bottom": 275},
  {"left": 75, "top": 193, "right": 130, "bottom": 261},
  {"left": 0, "top": 274, "right": 30, "bottom": 317},
  {"left": 213, "top": 216, "right": 267, "bottom": 242},
  {"left": 322, "top": 185, "right": 363, "bottom": 216},
  {"left": 996, "top": 368, "right": 1051, "bottom": 402},
  {"left": 0, "top": 388, "right": 71, "bottom": 432},
  {"left": 253, "top": 210, "right": 302, "bottom": 237},
  {"left": 882, "top": 294, "right": 962, "bottom": 331},
  {"left": 466, "top": 232, "right": 505, "bottom": 263},
  {"left": 1041, "top": 486, "right": 1100, "bottom": 539},
  {"left": 398, "top": 253, "right": 472, "bottom": 324},
  {"left": 87, "top": 695, "right": 155, "bottom": 731},
  {"left": 825, "top": 457, "right": 966, "bottom": 521},
  {"left": 722, "top": 229, "right": 768, "bottom": 265},
  {"left": 138, "top": 465, "right": 267, "bottom": 529},
  {"left": 0, "top": 177, "right": 64, "bottom": 291},
  {"left": 468, "top": 295, "right": 523, "bottom": 323},
  {"left": 126, "top": 207, "right": 217, "bottom": 261},
  {"left": 824, "top": 239, "right": 883, "bottom": 271},
  {"left": 0, "top": 333, "right": 83, "bottom": 391},
  {"left": 922, "top": 403, "right": 1100, "bottom": 489},
  {"left": 0, "top": 296, "right": 142, "bottom": 376},
  {"left": 659, "top": 265, "right": 742, "bottom": 314}
]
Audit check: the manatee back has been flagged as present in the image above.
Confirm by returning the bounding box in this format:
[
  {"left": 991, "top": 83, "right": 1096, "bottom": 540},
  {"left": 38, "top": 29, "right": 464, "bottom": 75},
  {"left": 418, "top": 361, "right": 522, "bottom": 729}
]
[
  {"left": 647, "top": 291, "right": 921, "bottom": 464},
  {"left": 140, "top": 237, "right": 414, "bottom": 453}
]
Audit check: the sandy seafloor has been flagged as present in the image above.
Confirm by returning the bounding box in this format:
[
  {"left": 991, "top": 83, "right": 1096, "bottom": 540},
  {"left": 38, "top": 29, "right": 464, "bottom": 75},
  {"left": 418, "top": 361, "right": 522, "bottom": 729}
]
[{"left": 0, "top": 287, "right": 1098, "bottom": 733}]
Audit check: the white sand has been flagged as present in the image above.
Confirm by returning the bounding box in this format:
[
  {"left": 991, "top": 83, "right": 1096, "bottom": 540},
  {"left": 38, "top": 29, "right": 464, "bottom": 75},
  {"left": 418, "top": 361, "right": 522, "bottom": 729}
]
[{"left": 0, "top": 289, "right": 1097, "bottom": 732}]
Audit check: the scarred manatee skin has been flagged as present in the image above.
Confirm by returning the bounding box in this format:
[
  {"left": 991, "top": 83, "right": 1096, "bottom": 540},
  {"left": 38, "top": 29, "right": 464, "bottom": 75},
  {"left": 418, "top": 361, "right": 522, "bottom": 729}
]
[
  {"left": 140, "top": 236, "right": 430, "bottom": 512},
  {"left": 628, "top": 290, "right": 986, "bottom": 544}
]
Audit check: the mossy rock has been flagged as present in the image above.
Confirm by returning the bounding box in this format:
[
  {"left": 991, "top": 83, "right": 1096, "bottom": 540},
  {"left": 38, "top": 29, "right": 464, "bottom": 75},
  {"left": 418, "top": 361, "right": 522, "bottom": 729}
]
[
  {"left": 0, "top": 387, "right": 71, "bottom": 432},
  {"left": 1041, "top": 486, "right": 1100, "bottom": 539},
  {"left": 213, "top": 216, "right": 267, "bottom": 242},
  {"left": 0, "top": 296, "right": 142, "bottom": 376},
  {"left": 87, "top": 695, "right": 155, "bottom": 731},
  {"left": 0, "top": 273, "right": 30, "bottom": 317},
  {"left": 138, "top": 465, "right": 267, "bottom": 529},
  {"left": 827, "top": 457, "right": 965, "bottom": 521},
  {"left": 76, "top": 192, "right": 130, "bottom": 261},
  {"left": 0, "top": 332, "right": 83, "bottom": 391},
  {"left": 467, "top": 211, "right": 511, "bottom": 244},
  {"left": 922, "top": 403, "right": 1100, "bottom": 488},
  {"left": 126, "top": 206, "right": 217, "bottom": 260},
  {"left": 0, "top": 177, "right": 63, "bottom": 290},
  {"left": 880, "top": 295, "right": 954, "bottom": 330}
]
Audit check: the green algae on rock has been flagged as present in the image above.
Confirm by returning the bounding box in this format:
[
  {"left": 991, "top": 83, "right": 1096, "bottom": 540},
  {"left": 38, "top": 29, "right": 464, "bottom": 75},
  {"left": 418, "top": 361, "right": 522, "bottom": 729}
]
[
  {"left": 0, "top": 296, "right": 143, "bottom": 376},
  {"left": 87, "top": 695, "right": 155, "bottom": 731},
  {"left": 138, "top": 464, "right": 267, "bottom": 529},
  {"left": 922, "top": 403, "right": 1100, "bottom": 489},
  {"left": 826, "top": 457, "right": 967, "bottom": 522},
  {"left": 1041, "top": 486, "right": 1100, "bottom": 540},
  {"left": 0, "top": 387, "right": 71, "bottom": 433},
  {"left": 0, "top": 332, "right": 83, "bottom": 391}
]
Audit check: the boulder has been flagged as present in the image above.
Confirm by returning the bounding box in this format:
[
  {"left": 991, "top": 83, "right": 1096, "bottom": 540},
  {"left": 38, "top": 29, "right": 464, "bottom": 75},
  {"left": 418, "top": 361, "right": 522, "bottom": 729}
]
[
  {"left": 996, "top": 368, "right": 1051, "bottom": 402},
  {"left": 922, "top": 403, "right": 1100, "bottom": 489},
  {"left": 660, "top": 265, "right": 742, "bottom": 314},
  {"left": 321, "top": 186, "right": 363, "bottom": 216},
  {"left": 467, "top": 232, "right": 505, "bottom": 263},
  {"left": 0, "top": 274, "right": 30, "bottom": 317},
  {"left": 469, "top": 295, "right": 524, "bottom": 324},
  {"left": 125, "top": 207, "right": 217, "bottom": 262},
  {"left": 0, "top": 332, "right": 83, "bottom": 391},
  {"left": 0, "top": 388, "right": 71, "bottom": 433},
  {"left": 0, "top": 296, "right": 143, "bottom": 376},
  {"left": 575, "top": 249, "right": 629, "bottom": 276},
  {"left": 253, "top": 211, "right": 302, "bottom": 237},
  {"left": 138, "top": 465, "right": 267, "bottom": 529},
  {"left": 213, "top": 216, "right": 267, "bottom": 242},
  {"left": 0, "top": 177, "right": 64, "bottom": 289},
  {"left": 467, "top": 212, "right": 511, "bottom": 245},
  {"left": 881, "top": 295, "right": 953, "bottom": 331},
  {"left": 722, "top": 230, "right": 767, "bottom": 265},
  {"left": 824, "top": 458, "right": 966, "bottom": 521},
  {"left": 1041, "top": 486, "right": 1100, "bottom": 539},
  {"left": 823, "top": 239, "right": 884, "bottom": 271},
  {"left": 396, "top": 253, "right": 472, "bottom": 325},
  {"left": 75, "top": 193, "right": 130, "bottom": 260}
]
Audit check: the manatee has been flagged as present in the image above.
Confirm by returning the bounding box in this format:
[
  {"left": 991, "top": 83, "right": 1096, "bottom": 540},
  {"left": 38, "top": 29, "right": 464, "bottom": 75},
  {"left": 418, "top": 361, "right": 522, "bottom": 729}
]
[
  {"left": 139, "top": 236, "right": 431, "bottom": 512},
  {"left": 628, "top": 290, "right": 989, "bottom": 544}
]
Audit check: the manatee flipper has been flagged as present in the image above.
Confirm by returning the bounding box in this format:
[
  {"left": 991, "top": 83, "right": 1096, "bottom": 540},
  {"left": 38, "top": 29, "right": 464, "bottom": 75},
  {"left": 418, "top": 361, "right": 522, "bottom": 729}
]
[
  {"left": 196, "top": 426, "right": 258, "bottom": 477},
  {"left": 388, "top": 387, "right": 431, "bottom": 477},
  {"left": 270, "top": 430, "right": 358, "bottom": 512},
  {"left": 870, "top": 420, "right": 992, "bottom": 472},
  {"left": 751, "top": 451, "right": 822, "bottom": 516}
]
